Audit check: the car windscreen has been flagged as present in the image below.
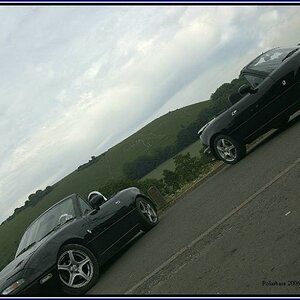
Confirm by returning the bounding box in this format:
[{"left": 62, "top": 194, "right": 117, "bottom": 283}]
[
  {"left": 15, "top": 197, "right": 75, "bottom": 257},
  {"left": 248, "top": 48, "right": 297, "bottom": 74}
]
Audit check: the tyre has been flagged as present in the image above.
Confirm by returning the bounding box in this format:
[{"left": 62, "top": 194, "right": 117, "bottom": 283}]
[
  {"left": 213, "top": 134, "right": 246, "bottom": 164},
  {"left": 136, "top": 197, "right": 159, "bottom": 231},
  {"left": 57, "top": 244, "right": 99, "bottom": 295}
]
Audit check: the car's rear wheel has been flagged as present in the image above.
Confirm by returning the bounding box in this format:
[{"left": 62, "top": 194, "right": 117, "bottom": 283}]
[
  {"left": 213, "top": 134, "right": 246, "bottom": 164},
  {"left": 57, "top": 244, "right": 99, "bottom": 295},
  {"left": 136, "top": 197, "right": 159, "bottom": 231}
]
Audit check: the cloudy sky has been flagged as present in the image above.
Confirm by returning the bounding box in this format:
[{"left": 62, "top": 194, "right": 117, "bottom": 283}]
[{"left": 0, "top": 5, "right": 299, "bottom": 223}]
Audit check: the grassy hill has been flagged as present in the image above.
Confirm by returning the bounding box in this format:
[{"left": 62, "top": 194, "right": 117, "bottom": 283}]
[
  {"left": 30, "top": 100, "right": 210, "bottom": 199},
  {"left": 0, "top": 100, "right": 210, "bottom": 271}
]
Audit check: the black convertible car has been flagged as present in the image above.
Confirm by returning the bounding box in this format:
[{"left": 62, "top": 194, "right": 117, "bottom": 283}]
[
  {"left": 200, "top": 46, "right": 300, "bottom": 164},
  {"left": 0, "top": 188, "right": 158, "bottom": 295}
]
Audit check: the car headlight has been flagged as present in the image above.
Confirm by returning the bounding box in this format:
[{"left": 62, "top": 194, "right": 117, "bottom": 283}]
[{"left": 1, "top": 278, "right": 25, "bottom": 295}]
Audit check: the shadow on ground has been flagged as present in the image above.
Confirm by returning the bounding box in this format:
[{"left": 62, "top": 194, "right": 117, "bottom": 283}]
[
  {"left": 98, "top": 231, "right": 144, "bottom": 277},
  {"left": 247, "top": 113, "right": 300, "bottom": 156}
]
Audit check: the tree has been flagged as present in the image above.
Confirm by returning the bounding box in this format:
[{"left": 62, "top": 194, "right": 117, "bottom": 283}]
[
  {"left": 210, "top": 76, "right": 247, "bottom": 112},
  {"left": 163, "top": 169, "right": 180, "bottom": 193},
  {"left": 123, "top": 155, "right": 156, "bottom": 179},
  {"left": 174, "top": 153, "right": 202, "bottom": 183}
]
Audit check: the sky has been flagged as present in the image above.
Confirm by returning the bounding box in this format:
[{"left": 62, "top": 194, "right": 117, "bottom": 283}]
[{"left": 0, "top": 5, "right": 299, "bottom": 223}]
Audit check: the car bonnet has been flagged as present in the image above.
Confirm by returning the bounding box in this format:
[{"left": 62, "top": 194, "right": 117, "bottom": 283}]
[{"left": 0, "top": 241, "right": 40, "bottom": 288}]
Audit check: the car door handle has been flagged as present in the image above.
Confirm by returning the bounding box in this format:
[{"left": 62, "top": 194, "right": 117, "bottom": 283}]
[{"left": 231, "top": 109, "right": 238, "bottom": 116}]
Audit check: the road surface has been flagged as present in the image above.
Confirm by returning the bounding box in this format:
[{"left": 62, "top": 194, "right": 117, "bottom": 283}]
[{"left": 88, "top": 113, "right": 300, "bottom": 295}]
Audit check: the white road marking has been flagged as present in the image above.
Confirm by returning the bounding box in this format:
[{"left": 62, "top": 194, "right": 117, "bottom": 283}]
[
  {"left": 285, "top": 211, "right": 291, "bottom": 216},
  {"left": 125, "top": 156, "right": 300, "bottom": 294}
]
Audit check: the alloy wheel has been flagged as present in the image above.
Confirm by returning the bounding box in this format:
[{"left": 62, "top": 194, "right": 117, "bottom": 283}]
[
  {"left": 57, "top": 249, "right": 94, "bottom": 289},
  {"left": 216, "top": 138, "right": 237, "bottom": 162},
  {"left": 138, "top": 199, "right": 158, "bottom": 223}
]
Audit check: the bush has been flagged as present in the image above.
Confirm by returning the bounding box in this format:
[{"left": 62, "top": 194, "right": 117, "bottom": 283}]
[
  {"left": 98, "top": 178, "right": 165, "bottom": 199},
  {"left": 162, "top": 170, "right": 180, "bottom": 193},
  {"left": 162, "top": 152, "right": 213, "bottom": 194}
]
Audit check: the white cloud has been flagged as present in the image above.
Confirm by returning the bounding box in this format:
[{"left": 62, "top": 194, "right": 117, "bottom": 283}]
[{"left": 1, "top": 6, "right": 300, "bottom": 223}]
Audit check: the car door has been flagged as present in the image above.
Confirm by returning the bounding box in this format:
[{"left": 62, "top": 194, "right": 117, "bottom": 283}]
[
  {"left": 226, "top": 75, "right": 273, "bottom": 142},
  {"left": 229, "top": 61, "right": 300, "bottom": 143},
  {"left": 234, "top": 49, "right": 300, "bottom": 143},
  {"left": 265, "top": 55, "right": 300, "bottom": 113},
  {"left": 83, "top": 197, "right": 135, "bottom": 256},
  {"left": 239, "top": 60, "right": 300, "bottom": 142}
]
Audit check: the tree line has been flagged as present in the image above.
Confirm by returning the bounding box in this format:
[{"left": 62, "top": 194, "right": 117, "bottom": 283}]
[{"left": 1, "top": 185, "right": 55, "bottom": 225}]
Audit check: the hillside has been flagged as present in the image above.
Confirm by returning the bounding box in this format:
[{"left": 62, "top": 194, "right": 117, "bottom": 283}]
[
  {"left": 36, "top": 100, "right": 210, "bottom": 199},
  {"left": 0, "top": 100, "right": 210, "bottom": 270}
]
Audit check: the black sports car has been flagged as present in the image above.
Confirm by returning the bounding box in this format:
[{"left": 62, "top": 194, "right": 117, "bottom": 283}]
[
  {"left": 200, "top": 46, "right": 300, "bottom": 164},
  {"left": 0, "top": 188, "right": 159, "bottom": 296}
]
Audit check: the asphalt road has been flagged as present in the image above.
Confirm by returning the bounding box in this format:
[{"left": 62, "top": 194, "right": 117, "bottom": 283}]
[{"left": 88, "top": 113, "right": 300, "bottom": 295}]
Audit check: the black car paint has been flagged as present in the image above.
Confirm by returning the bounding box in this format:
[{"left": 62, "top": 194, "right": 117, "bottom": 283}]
[
  {"left": 83, "top": 188, "right": 142, "bottom": 261},
  {"left": 0, "top": 188, "right": 152, "bottom": 295},
  {"left": 200, "top": 47, "right": 300, "bottom": 157}
]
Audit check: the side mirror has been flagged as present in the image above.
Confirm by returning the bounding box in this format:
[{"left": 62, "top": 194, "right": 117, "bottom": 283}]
[
  {"left": 238, "top": 84, "right": 257, "bottom": 95},
  {"left": 89, "top": 194, "right": 105, "bottom": 210}
]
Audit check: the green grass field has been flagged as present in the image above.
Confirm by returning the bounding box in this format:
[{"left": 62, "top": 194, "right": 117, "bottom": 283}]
[{"left": 142, "top": 141, "right": 203, "bottom": 180}]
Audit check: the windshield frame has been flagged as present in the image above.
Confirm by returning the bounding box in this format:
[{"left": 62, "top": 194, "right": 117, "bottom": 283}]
[{"left": 15, "top": 195, "right": 78, "bottom": 257}]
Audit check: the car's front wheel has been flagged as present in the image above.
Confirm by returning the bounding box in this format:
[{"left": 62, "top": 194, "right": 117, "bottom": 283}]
[
  {"left": 213, "top": 134, "right": 246, "bottom": 164},
  {"left": 136, "top": 197, "right": 159, "bottom": 231},
  {"left": 57, "top": 244, "right": 99, "bottom": 295}
]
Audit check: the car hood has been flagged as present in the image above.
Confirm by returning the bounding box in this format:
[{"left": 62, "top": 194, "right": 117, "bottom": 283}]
[
  {"left": 0, "top": 220, "right": 74, "bottom": 286},
  {"left": 203, "top": 111, "right": 227, "bottom": 132},
  {"left": 198, "top": 118, "right": 216, "bottom": 136},
  {"left": 0, "top": 241, "right": 40, "bottom": 287}
]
